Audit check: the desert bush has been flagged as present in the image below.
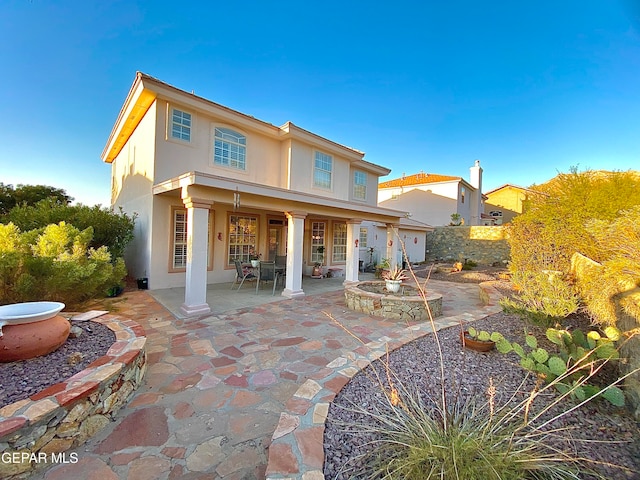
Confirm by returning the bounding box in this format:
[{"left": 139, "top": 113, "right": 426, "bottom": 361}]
[
  {"left": 2, "top": 199, "right": 136, "bottom": 258},
  {"left": 501, "top": 271, "right": 579, "bottom": 325},
  {"left": 574, "top": 206, "right": 640, "bottom": 326},
  {"left": 507, "top": 169, "right": 640, "bottom": 325},
  {"left": 0, "top": 222, "right": 126, "bottom": 307}
]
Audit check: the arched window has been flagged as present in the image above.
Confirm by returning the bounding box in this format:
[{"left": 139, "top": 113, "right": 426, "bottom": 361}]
[{"left": 214, "top": 127, "right": 246, "bottom": 169}]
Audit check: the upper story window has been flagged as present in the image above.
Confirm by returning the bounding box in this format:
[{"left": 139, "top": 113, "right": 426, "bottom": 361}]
[
  {"left": 354, "top": 171, "right": 367, "bottom": 200},
  {"left": 314, "top": 151, "right": 332, "bottom": 189},
  {"left": 461, "top": 186, "right": 466, "bottom": 204},
  {"left": 214, "top": 127, "right": 246, "bottom": 170},
  {"left": 171, "top": 108, "right": 192, "bottom": 142}
]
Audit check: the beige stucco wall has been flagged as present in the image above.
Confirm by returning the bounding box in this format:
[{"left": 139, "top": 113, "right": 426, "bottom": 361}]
[
  {"left": 379, "top": 189, "right": 457, "bottom": 227},
  {"left": 485, "top": 186, "right": 529, "bottom": 224},
  {"left": 359, "top": 222, "right": 427, "bottom": 267},
  {"left": 377, "top": 182, "right": 479, "bottom": 226},
  {"left": 110, "top": 101, "right": 158, "bottom": 282},
  {"left": 153, "top": 99, "right": 285, "bottom": 188}
]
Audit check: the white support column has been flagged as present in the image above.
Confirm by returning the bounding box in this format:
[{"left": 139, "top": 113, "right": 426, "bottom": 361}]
[
  {"left": 282, "top": 211, "right": 306, "bottom": 298},
  {"left": 180, "top": 196, "right": 212, "bottom": 317},
  {"left": 344, "top": 219, "right": 361, "bottom": 284},
  {"left": 386, "top": 224, "right": 399, "bottom": 271}
]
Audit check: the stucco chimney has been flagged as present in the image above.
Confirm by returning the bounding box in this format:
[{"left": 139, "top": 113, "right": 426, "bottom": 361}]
[
  {"left": 470, "top": 159, "right": 482, "bottom": 191},
  {"left": 469, "top": 160, "right": 483, "bottom": 226}
]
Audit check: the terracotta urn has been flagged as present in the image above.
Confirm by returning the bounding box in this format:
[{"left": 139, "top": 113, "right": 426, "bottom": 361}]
[
  {"left": 0, "top": 301, "right": 69, "bottom": 362},
  {"left": 0, "top": 315, "right": 70, "bottom": 362},
  {"left": 460, "top": 331, "right": 495, "bottom": 352}
]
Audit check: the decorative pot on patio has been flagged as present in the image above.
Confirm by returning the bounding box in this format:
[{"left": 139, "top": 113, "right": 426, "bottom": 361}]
[
  {"left": 0, "top": 302, "right": 69, "bottom": 362},
  {"left": 251, "top": 260, "right": 260, "bottom": 268},
  {"left": 385, "top": 279, "right": 402, "bottom": 293}
]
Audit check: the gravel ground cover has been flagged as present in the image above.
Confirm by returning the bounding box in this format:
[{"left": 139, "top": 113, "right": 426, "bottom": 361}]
[
  {"left": 0, "top": 320, "right": 115, "bottom": 408},
  {"left": 324, "top": 265, "right": 640, "bottom": 480}
]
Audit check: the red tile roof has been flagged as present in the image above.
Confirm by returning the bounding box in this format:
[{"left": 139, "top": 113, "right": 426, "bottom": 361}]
[{"left": 378, "top": 172, "right": 461, "bottom": 188}]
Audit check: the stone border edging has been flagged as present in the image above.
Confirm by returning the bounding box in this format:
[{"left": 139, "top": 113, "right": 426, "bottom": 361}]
[
  {"left": 265, "top": 282, "right": 503, "bottom": 479},
  {"left": 0, "top": 313, "right": 147, "bottom": 479}
]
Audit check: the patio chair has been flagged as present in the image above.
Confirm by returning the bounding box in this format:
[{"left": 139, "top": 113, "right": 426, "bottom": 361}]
[
  {"left": 232, "top": 260, "right": 256, "bottom": 290},
  {"left": 275, "top": 255, "right": 287, "bottom": 286},
  {"left": 256, "top": 261, "right": 280, "bottom": 295}
]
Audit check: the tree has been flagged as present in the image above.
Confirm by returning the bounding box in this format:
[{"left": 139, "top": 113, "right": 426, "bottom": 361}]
[{"left": 0, "top": 183, "right": 73, "bottom": 215}]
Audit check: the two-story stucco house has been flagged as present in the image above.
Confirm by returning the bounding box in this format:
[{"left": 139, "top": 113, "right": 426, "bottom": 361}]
[
  {"left": 102, "top": 73, "right": 407, "bottom": 316},
  {"left": 377, "top": 161, "right": 485, "bottom": 226},
  {"left": 484, "top": 184, "right": 538, "bottom": 224}
]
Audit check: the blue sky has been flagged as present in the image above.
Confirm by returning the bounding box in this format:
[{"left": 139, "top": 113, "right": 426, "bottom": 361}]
[{"left": 1, "top": 1, "right": 639, "bottom": 206}]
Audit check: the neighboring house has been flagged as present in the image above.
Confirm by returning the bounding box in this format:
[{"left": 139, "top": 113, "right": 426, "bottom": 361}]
[
  {"left": 484, "top": 184, "right": 537, "bottom": 224},
  {"left": 102, "top": 72, "right": 407, "bottom": 316},
  {"left": 378, "top": 161, "right": 485, "bottom": 226}
]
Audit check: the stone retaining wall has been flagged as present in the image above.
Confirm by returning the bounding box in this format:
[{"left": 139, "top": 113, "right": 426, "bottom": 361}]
[
  {"left": 0, "top": 314, "right": 147, "bottom": 479},
  {"left": 426, "top": 226, "right": 510, "bottom": 265}
]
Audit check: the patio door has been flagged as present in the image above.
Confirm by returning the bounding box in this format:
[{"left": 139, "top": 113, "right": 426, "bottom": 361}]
[{"left": 268, "top": 218, "right": 287, "bottom": 260}]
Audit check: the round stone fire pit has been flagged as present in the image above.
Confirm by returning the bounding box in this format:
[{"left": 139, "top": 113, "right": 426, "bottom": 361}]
[
  {"left": 0, "top": 302, "right": 69, "bottom": 362},
  {"left": 344, "top": 281, "right": 442, "bottom": 321}
]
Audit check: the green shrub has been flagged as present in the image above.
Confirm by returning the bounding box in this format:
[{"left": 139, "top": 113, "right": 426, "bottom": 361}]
[
  {"left": 0, "top": 222, "right": 126, "bottom": 307},
  {"left": 2, "top": 199, "right": 136, "bottom": 258},
  {"left": 501, "top": 271, "right": 579, "bottom": 325}
]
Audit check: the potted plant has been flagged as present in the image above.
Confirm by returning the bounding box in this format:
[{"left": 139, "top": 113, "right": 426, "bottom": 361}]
[
  {"left": 383, "top": 266, "right": 407, "bottom": 293},
  {"left": 312, "top": 246, "right": 325, "bottom": 278},
  {"left": 375, "top": 257, "right": 391, "bottom": 279},
  {"left": 460, "top": 326, "right": 499, "bottom": 352},
  {"left": 249, "top": 249, "right": 262, "bottom": 268}
]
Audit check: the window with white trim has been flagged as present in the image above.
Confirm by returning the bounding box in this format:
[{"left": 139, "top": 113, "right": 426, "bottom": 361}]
[
  {"left": 228, "top": 214, "right": 257, "bottom": 265},
  {"left": 332, "top": 222, "right": 347, "bottom": 263},
  {"left": 359, "top": 227, "right": 368, "bottom": 247},
  {"left": 172, "top": 209, "right": 188, "bottom": 269},
  {"left": 171, "top": 108, "right": 191, "bottom": 142},
  {"left": 314, "top": 151, "right": 332, "bottom": 189},
  {"left": 311, "top": 222, "right": 326, "bottom": 264},
  {"left": 171, "top": 208, "right": 212, "bottom": 270},
  {"left": 214, "top": 127, "right": 246, "bottom": 170},
  {"left": 353, "top": 171, "right": 367, "bottom": 200}
]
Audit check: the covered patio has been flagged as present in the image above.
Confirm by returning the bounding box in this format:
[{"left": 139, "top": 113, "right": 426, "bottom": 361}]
[
  {"left": 149, "top": 273, "right": 375, "bottom": 318},
  {"left": 152, "top": 171, "right": 406, "bottom": 317}
]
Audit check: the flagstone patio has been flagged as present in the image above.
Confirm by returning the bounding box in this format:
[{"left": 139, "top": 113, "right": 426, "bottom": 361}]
[{"left": 32, "top": 276, "right": 501, "bottom": 480}]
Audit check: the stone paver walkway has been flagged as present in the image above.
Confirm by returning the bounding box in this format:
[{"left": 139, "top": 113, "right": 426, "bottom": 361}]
[{"left": 34, "top": 280, "right": 501, "bottom": 480}]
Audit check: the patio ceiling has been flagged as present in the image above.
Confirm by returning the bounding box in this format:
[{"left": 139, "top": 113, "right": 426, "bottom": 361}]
[{"left": 153, "top": 170, "right": 407, "bottom": 223}]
